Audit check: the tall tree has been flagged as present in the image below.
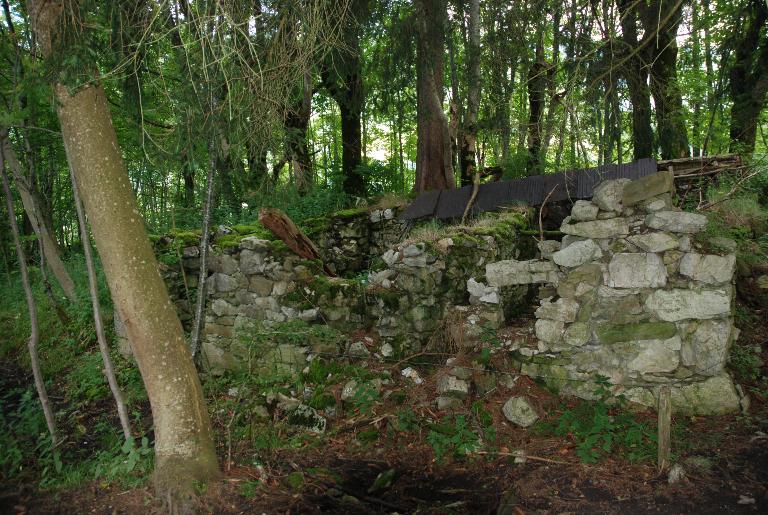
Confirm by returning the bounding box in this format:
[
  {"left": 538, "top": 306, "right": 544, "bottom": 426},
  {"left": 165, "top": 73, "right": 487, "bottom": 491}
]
[
  {"left": 27, "top": 0, "right": 219, "bottom": 506},
  {"left": 414, "top": 0, "right": 455, "bottom": 192},
  {"left": 617, "top": 0, "right": 654, "bottom": 159},
  {"left": 459, "top": 0, "right": 481, "bottom": 185},
  {"left": 728, "top": 0, "right": 768, "bottom": 154},
  {"left": 321, "top": 0, "right": 370, "bottom": 196},
  {"left": 642, "top": 0, "right": 689, "bottom": 159}
]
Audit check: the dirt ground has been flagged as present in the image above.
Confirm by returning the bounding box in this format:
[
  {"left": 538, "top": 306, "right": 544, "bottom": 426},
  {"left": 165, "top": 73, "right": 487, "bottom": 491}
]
[{"left": 3, "top": 303, "right": 767, "bottom": 514}]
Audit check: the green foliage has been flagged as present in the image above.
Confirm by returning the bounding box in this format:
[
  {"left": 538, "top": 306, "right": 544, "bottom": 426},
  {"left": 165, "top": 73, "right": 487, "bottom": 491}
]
[
  {"left": 535, "top": 377, "right": 657, "bottom": 464},
  {"left": 729, "top": 343, "right": 764, "bottom": 383},
  {"left": 426, "top": 415, "right": 481, "bottom": 462},
  {"left": 348, "top": 382, "right": 380, "bottom": 415},
  {"left": 471, "top": 401, "right": 497, "bottom": 445},
  {"left": 394, "top": 408, "right": 421, "bottom": 433},
  {"left": 239, "top": 479, "right": 262, "bottom": 499}
]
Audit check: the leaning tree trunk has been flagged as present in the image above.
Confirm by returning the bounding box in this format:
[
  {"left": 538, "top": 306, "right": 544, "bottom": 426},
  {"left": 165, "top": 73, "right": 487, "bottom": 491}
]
[
  {"left": 0, "top": 132, "right": 76, "bottom": 301},
  {"left": 71, "top": 169, "right": 132, "bottom": 442},
  {"left": 56, "top": 83, "right": 219, "bottom": 504},
  {"left": 1, "top": 162, "right": 57, "bottom": 447},
  {"left": 27, "top": 0, "right": 219, "bottom": 505},
  {"left": 414, "top": 0, "right": 455, "bottom": 192}
]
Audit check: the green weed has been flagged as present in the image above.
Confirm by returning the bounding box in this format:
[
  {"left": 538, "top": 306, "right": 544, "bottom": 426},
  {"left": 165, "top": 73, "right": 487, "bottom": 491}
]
[
  {"left": 426, "top": 415, "right": 480, "bottom": 462},
  {"left": 534, "top": 378, "right": 657, "bottom": 464}
]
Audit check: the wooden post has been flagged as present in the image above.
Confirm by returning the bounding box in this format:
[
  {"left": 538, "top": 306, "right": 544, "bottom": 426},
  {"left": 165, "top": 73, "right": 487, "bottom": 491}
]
[{"left": 657, "top": 386, "right": 672, "bottom": 473}]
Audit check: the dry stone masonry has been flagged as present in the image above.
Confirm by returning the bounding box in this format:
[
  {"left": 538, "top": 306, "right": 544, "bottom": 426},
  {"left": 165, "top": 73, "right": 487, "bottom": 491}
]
[
  {"left": 145, "top": 174, "right": 746, "bottom": 417},
  {"left": 151, "top": 207, "right": 530, "bottom": 375},
  {"left": 488, "top": 171, "right": 743, "bottom": 415}
]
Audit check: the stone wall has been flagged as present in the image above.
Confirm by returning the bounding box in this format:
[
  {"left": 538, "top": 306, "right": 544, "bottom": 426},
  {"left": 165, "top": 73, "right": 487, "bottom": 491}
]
[
  {"left": 482, "top": 171, "right": 744, "bottom": 415},
  {"left": 154, "top": 208, "right": 529, "bottom": 374},
  {"left": 366, "top": 213, "right": 532, "bottom": 353}
]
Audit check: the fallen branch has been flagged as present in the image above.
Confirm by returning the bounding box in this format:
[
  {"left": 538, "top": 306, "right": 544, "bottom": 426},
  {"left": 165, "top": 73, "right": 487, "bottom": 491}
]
[{"left": 258, "top": 207, "right": 334, "bottom": 275}]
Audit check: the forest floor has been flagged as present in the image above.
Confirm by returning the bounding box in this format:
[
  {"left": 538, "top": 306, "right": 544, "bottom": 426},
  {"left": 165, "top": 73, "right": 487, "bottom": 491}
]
[{"left": 3, "top": 298, "right": 767, "bottom": 515}]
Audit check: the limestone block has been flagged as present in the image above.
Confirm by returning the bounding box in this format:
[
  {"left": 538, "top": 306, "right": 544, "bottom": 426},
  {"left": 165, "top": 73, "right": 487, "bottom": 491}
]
[
  {"left": 557, "top": 263, "right": 603, "bottom": 298},
  {"left": 535, "top": 319, "right": 565, "bottom": 343},
  {"left": 561, "top": 235, "right": 587, "bottom": 248},
  {"left": 564, "top": 322, "right": 590, "bottom": 346},
  {"left": 402, "top": 243, "right": 425, "bottom": 257},
  {"left": 239, "top": 237, "right": 271, "bottom": 251},
  {"left": 627, "top": 232, "right": 679, "bottom": 253},
  {"left": 552, "top": 239, "right": 602, "bottom": 268},
  {"left": 626, "top": 335, "right": 681, "bottom": 374},
  {"left": 679, "top": 253, "right": 736, "bottom": 285},
  {"left": 212, "top": 298, "right": 237, "bottom": 317},
  {"left": 537, "top": 239, "right": 561, "bottom": 259},
  {"left": 209, "top": 273, "right": 238, "bottom": 293},
  {"left": 707, "top": 237, "right": 738, "bottom": 253},
  {"left": 593, "top": 178, "right": 631, "bottom": 212},
  {"left": 622, "top": 171, "right": 674, "bottom": 206},
  {"left": 638, "top": 194, "right": 673, "bottom": 213},
  {"left": 502, "top": 396, "right": 539, "bottom": 427},
  {"left": 535, "top": 297, "right": 579, "bottom": 322},
  {"left": 608, "top": 253, "right": 667, "bottom": 288},
  {"left": 486, "top": 259, "right": 559, "bottom": 286},
  {"left": 248, "top": 276, "right": 274, "bottom": 296},
  {"left": 382, "top": 249, "right": 400, "bottom": 267},
  {"left": 571, "top": 200, "right": 599, "bottom": 221},
  {"left": 210, "top": 254, "right": 238, "bottom": 274},
  {"left": 644, "top": 289, "right": 731, "bottom": 321},
  {"left": 202, "top": 340, "right": 239, "bottom": 375},
  {"left": 239, "top": 249, "right": 265, "bottom": 274},
  {"left": 622, "top": 374, "right": 740, "bottom": 415},
  {"left": 645, "top": 211, "right": 708, "bottom": 234},
  {"left": 680, "top": 318, "right": 733, "bottom": 376},
  {"left": 437, "top": 375, "right": 470, "bottom": 399},
  {"left": 560, "top": 218, "right": 630, "bottom": 239}
]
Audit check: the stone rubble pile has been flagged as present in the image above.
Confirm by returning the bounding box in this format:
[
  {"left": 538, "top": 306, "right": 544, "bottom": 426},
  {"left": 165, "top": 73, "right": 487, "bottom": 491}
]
[{"left": 483, "top": 171, "right": 744, "bottom": 415}]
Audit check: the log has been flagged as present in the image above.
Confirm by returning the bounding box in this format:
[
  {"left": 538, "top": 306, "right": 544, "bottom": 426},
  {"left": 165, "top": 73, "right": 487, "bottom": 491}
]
[
  {"left": 658, "top": 154, "right": 742, "bottom": 176},
  {"left": 258, "top": 208, "right": 334, "bottom": 275}
]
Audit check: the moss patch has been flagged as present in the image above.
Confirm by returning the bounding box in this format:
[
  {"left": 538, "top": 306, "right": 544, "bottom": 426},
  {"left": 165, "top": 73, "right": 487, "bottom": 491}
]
[{"left": 596, "top": 322, "right": 677, "bottom": 344}]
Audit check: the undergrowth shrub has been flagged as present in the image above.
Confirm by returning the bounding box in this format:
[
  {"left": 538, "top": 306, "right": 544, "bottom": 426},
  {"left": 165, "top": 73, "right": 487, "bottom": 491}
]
[{"left": 534, "top": 378, "right": 657, "bottom": 464}]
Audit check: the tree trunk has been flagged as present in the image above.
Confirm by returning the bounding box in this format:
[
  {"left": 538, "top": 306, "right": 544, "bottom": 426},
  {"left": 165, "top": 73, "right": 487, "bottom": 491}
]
[
  {"left": 321, "top": 0, "right": 368, "bottom": 196},
  {"left": 459, "top": 0, "right": 481, "bottom": 187},
  {"left": 728, "top": 0, "right": 768, "bottom": 154},
  {"left": 1, "top": 162, "right": 57, "bottom": 448},
  {"left": 642, "top": 0, "right": 689, "bottom": 159},
  {"left": 55, "top": 81, "right": 219, "bottom": 505},
  {"left": 29, "top": 0, "right": 219, "bottom": 502},
  {"left": 0, "top": 132, "right": 76, "bottom": 301},
  {"left": 526, "top": 35, "right": 546, "bottom": 175},
  {"left": 617, "top": 0, "right": 654, "bottom": 159},
  {"left": 70, "top": 168, "right": 132, "bottom": 443},
  {"left": 414, "top": 0, "right": 455, "bottom": 192}
]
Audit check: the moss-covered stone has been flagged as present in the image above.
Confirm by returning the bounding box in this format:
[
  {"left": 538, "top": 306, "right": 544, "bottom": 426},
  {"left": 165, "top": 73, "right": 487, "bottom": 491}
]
[{"left": 595, "top": 321, "right": 678, "bottom": 344}]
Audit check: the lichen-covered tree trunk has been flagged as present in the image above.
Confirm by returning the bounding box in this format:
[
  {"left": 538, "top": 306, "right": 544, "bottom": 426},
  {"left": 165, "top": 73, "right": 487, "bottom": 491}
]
[
  {"left": 414, "top": 0, "right": 455, "bottom": 193},
  {"left": 27, "top": 0, "right": 219, "bottom": 504},
  {"left": 0, "top": 132, "right": 75, "bottom": 301},
  {"left": 56, "top": 82, "right": 219, "bottom": 504}
]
